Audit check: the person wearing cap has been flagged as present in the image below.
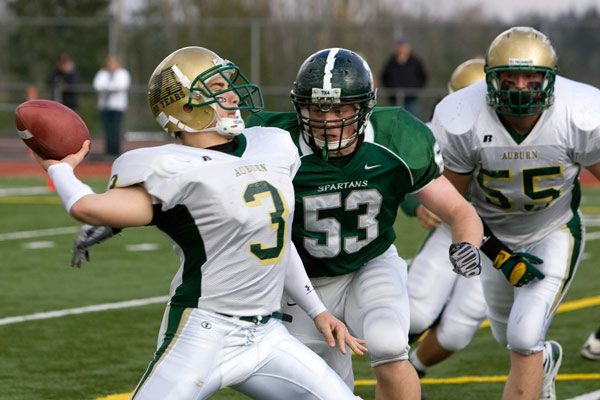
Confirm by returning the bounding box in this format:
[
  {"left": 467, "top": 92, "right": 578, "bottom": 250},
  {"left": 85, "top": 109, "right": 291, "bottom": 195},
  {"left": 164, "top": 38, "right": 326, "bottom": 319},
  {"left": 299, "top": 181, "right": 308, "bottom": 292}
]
[{"left": 380, "top": 34, "right": 428, "bottom": 117}]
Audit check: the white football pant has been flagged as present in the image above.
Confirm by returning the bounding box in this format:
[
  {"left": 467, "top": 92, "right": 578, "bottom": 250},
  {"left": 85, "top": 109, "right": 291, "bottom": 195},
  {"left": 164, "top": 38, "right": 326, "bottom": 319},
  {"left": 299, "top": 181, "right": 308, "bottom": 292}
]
[
  {"left": 283, "top": 245, "right": 411, "bottom": 388},
  {"left": 481, "top": 222, "right": 584, "bottom": 354},
  {"left": 408, "top": 223, "right": 487, "bottom": 351},
  {"left": 133, "top": 307, "right": 360, "bottom": 399}
]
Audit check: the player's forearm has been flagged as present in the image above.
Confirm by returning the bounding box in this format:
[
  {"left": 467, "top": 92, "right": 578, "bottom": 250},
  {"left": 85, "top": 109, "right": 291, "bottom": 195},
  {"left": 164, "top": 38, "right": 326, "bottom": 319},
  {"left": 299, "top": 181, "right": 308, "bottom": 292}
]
[
  {"left": 446, "top": 202, "right": 483, "bottom": 247},
  {"left": 284, "top": 242, "right": 326, "bottom": 319},
  {"left": 48, "top": 163, "right": 152, "bottom": 227},
  {"left": 416, "top": 175, "right": 482, "bottom": 246}
]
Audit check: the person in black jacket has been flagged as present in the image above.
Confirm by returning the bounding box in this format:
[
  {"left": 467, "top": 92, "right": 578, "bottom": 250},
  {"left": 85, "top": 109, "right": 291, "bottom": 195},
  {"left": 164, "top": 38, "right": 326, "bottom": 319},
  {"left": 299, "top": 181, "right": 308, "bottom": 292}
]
[
  {"left": 380, "top": 35, "right": 428, "bottom": 117},
  {"left": 47, "top": 52, "right": 82, "bottom": 110}
]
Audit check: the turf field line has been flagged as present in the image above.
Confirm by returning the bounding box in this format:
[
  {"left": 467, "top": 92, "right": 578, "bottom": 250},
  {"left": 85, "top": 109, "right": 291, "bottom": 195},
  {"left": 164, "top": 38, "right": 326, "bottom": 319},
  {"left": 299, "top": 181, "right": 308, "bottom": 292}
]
[
  {"left": 479, "top": 295, "right": 600, "bottom": 328},
  {"left": 2, "top": 294, "right": 597, "bottom": 327},
  {"left": 587, "top": 231, "right": 600, "bottom": 241},
  {"left": 95, "top": 374, "right": 600, "bottom": 400},
  {"left": 557, "top": 296, "right": 600, "bottom": 312},
  {"left": 0, "top": 195, "right": 62, "bottom": 204},
  {"left": 0, "top": 186, "right": 48, "bottom": 196},
  {"left": 0, "top": 226, "right": 79, "bottom": 241},
  {"left": 565, "top": 389, "right": 600, "bottom": 400},
  {"left": 355, "top": 373, "right": 600, "bottom": 386},
  {"left": 0, "top": 296, "right": 169, "bottom": 326}
]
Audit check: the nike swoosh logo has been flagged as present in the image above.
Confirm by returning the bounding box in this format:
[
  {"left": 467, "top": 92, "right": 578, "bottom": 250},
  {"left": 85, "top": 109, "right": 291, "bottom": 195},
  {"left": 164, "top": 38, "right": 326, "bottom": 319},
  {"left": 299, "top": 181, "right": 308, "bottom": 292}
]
[
  {"left": 364, "top": 164, "right": 381, "bottom": 170},
  {"left": 286, "top": 301, "right": 297, "bottom": 306}
]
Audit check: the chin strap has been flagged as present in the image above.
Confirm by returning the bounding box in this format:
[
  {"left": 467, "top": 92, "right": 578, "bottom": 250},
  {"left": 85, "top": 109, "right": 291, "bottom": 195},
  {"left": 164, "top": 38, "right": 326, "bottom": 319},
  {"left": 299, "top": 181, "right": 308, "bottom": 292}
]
[{"left": 188, "top": 110, "right": 245, "bottom": 138}]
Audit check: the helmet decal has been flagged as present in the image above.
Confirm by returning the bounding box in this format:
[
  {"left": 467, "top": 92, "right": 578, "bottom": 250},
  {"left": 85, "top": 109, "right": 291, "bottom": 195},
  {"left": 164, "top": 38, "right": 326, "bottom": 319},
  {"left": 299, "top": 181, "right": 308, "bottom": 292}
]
[{"left": 322, "top": 48, "right": 338, "bottom": 89}]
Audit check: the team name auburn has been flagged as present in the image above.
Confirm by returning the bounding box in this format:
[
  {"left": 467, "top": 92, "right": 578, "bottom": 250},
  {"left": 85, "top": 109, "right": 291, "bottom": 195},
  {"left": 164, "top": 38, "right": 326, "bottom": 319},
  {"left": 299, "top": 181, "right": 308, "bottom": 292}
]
[
  {"left": 235, "top": 163, "right": 268, "bottom": 176},
  {"left": 501, "top": 150, "right": 538, "bottom": 160},
  {"left": 317, "top": 180, "right": 368, "bottom": 192}
]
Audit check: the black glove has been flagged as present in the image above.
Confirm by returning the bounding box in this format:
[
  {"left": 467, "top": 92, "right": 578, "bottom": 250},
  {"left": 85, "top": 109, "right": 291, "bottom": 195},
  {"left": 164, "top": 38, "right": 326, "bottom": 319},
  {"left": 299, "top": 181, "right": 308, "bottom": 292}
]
[
  {"left": 449, "top": 242, "right": 482, "bottom": 278},
  {"left": 71, "top": 225, "right": 119, "bottom": 268}
]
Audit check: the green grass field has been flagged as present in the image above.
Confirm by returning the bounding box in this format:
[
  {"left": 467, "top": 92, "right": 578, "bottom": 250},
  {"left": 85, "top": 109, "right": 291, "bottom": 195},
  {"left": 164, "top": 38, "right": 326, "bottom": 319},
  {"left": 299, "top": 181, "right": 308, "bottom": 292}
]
[{"left": 1, "top": 176, "right": 599, "bottom": 400}]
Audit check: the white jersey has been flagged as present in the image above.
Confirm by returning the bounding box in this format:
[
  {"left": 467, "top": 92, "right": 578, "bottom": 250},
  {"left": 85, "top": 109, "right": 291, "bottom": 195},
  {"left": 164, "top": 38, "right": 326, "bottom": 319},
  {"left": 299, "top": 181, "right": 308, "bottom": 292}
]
[
  {"left": 110, "top": 127, "right": 300, "bottom": 316},
  {"left": 432, "top": 77, "right": 600, "bottom": 247}
]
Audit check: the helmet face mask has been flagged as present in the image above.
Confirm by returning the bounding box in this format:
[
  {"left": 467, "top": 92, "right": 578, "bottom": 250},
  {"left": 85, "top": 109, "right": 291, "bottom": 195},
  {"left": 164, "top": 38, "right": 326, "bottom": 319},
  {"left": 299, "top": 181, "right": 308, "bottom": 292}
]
[
  {"left": 188, "top": 63, "right": 262, "bottom": 112},
  {"left": 290, "top": 48, "right": 376, "bottom": 157},
  {"left": 148, "top": 46, "right": 264, "bottom": 137},
  {"left": 485, "top": 27, "right": 558, "bottom": 117},
  {"left": 299, "top": 103, "right": 362, "bottom": 152}
]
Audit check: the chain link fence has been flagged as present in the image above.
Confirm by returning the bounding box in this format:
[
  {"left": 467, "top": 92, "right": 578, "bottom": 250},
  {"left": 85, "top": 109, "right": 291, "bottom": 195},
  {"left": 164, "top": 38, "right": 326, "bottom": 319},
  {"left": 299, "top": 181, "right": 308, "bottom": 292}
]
[{"left": 0, "top": 17, "right": 598, "bottom": 139}]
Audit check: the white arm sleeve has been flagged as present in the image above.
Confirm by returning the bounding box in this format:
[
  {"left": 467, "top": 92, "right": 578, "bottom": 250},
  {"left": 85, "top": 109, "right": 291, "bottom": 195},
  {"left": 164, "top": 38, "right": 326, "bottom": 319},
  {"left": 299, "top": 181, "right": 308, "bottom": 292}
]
[
  {"left": 284, "top": 242, "right": 326, "bottom": 319},
  {"left": 47, "top": 163, "right": 94, "bottom": 212}
]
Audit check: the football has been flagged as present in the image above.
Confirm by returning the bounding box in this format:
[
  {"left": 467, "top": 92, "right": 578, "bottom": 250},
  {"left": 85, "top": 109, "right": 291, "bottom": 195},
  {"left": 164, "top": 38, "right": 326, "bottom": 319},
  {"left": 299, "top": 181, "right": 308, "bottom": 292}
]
[{"left": 14, "top": 99, "right": 91, "bottom": 159}]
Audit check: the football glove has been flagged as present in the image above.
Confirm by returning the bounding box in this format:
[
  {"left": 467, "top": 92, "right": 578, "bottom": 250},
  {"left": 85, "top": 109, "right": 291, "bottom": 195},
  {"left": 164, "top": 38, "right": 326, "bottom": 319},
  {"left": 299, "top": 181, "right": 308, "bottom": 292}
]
[
  {"left": 492, "top": 250, "right": 544, "bottom": 287},
  {"left": 479, "top": 218, "right": 545, "bottom": 287},
  {"left": 449, "top": 242, "right": 482, "bottom": 278},
  {"left": 71, "top": 224, "right": 119, "bottom": 268}
]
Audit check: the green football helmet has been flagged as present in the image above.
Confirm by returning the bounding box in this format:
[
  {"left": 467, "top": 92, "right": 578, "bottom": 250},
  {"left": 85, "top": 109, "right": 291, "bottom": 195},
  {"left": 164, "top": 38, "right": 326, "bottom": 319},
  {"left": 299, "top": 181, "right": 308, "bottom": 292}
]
[
  {"left": 147, "top": 46, "right": 263, "bottom": 137},
  {"left": 485, "top": 27, "right": 558, "bottom": 117},
  {"left": 290, "top": 48, "right": 376, "bottom": 155}
]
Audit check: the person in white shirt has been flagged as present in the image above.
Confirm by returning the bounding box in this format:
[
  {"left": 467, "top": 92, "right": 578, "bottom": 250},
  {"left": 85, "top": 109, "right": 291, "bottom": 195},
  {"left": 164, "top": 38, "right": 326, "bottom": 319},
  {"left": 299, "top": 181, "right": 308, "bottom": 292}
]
[{"left": 93, "top": 56, "right": 131, "bottom": 156}]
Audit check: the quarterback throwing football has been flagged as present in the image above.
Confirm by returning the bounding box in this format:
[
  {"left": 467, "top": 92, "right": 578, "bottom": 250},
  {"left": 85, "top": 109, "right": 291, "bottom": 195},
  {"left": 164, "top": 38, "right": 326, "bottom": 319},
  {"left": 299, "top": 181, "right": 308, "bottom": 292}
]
[{"left": 31, "top": 46, "right": 366, "bottom": 400}]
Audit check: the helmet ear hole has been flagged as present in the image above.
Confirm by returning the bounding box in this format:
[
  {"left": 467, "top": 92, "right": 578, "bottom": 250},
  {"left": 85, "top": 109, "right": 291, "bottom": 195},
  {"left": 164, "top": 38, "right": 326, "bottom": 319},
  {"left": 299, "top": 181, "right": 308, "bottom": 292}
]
[{"left": 183, "top": 104, "right": 193, "bottom": 113}]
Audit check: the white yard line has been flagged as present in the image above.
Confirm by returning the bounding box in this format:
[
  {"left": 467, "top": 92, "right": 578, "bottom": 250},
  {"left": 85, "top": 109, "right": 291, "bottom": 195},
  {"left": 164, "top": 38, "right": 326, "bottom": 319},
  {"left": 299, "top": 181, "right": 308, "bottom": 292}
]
[
  {"left": 0, "top": 296, "right": 169, "bottom": 326},
  {"left": 565, "top": 390, "right": 600, "bottom": 400},
  {"left": 587, "top": 231, "right": 600, "bottom": 241},
  {"left": 0, "top": 186, "right": 49, "bottom": 196},
  {"left": 0, "top": 226, "right": 79, "bottom": 241}
]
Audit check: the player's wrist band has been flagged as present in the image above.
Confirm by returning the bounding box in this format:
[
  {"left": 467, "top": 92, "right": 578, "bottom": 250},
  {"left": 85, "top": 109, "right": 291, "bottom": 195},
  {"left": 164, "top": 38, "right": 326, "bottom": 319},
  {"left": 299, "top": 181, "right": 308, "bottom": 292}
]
[
  {"left": 47, "top": 163, "right": 94, "bottom": 212},
  {"left": 479, "top": 218, "right": 512, "bottom": 269}
]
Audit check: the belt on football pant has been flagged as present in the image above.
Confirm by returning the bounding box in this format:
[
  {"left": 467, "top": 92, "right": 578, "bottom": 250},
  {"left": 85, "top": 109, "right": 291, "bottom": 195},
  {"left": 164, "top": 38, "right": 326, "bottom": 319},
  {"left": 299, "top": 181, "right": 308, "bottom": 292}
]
[{"left": 217, "top": 311, "right": 293, "bottom": 324}]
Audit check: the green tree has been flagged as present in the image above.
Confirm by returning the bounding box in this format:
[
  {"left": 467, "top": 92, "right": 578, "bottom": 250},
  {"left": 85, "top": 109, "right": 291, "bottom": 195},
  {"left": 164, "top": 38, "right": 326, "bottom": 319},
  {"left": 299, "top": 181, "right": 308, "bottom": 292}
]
[{"left": 5, "top": 0, "right": 110, "bottom": 88}]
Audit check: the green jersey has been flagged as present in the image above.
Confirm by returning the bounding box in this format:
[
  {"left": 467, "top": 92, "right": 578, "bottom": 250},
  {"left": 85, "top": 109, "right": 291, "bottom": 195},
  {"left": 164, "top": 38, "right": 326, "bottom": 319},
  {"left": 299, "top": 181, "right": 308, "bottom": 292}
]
[{"left": 247, "top": 107, "right": 442, "bottom": 277}]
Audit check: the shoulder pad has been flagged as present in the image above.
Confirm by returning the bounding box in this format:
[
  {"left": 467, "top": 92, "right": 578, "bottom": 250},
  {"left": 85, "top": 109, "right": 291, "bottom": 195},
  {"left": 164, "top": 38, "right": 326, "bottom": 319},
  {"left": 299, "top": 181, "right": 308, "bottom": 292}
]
[
  {"left": 110, "top": 144, "right": 184, "bottom": 188},
  {"left": 553, "top": 76, "right": 600, "bottom": 132},
  {"left": 432, "top": 81, "right": 487, "bottom": 136}
]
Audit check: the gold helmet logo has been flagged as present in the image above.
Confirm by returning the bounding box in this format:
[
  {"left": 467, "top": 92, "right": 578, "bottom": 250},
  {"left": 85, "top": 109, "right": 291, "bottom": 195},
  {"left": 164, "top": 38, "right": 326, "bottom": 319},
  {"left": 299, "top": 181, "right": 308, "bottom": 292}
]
[
  {"left": 448, "top": 58, "right": 485, "bottom": 93},
  {"left": 485, "top": 27, "right": 558, "bottom": 116}
]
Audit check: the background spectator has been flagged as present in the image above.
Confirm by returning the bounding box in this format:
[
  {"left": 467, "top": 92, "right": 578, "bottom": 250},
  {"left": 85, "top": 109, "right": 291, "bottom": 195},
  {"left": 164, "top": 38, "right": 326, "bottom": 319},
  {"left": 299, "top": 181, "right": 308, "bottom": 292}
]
[
  {"left": 93, "top": 56, "right": 131, "bottom": 157},
  {"left": 47, "top": 52, "right": 81, "bottom": 110},
  {"left": 380, "top": 34, "right": 428, "bottom": 117}
]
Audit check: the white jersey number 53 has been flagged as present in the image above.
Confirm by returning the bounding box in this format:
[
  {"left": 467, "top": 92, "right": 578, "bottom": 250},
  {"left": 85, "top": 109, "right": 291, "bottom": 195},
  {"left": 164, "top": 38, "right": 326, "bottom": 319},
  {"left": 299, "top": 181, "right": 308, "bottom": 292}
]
[{"left": 302, "top": 189, "right": 383, "bottom": 258}]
